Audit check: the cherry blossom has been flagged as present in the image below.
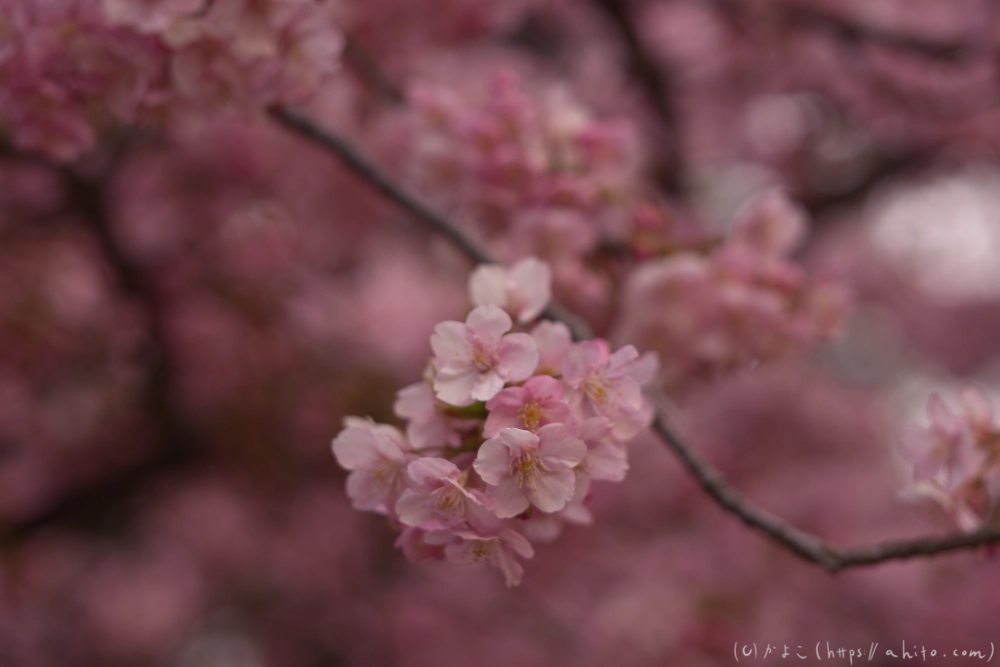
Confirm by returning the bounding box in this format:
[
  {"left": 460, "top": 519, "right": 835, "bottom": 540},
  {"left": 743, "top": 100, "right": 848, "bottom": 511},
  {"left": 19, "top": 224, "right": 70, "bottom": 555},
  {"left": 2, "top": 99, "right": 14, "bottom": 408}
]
[
  {"left": 430, "top": 305, "right": 538, "bottom": 406},
  {"left": 482, "top": 375, "right": 572, "bottom": 438},
  {"left": 473, "top": 425, "right": 587, "bottom": 517},
  {"left": 562, "top": 340, "right": 658, "bottom": 439},
  {"left": 331, "top": 417, "right": 412, "bottom": 515},
  {"left": 443, "top": 527, "right": 535, "bottom": 587},
  {"left": 468, "top": 256, "right": 551, "bottom": 324},
  {"left": 395, "top": 458, "right": 494, "bottom": 531}
]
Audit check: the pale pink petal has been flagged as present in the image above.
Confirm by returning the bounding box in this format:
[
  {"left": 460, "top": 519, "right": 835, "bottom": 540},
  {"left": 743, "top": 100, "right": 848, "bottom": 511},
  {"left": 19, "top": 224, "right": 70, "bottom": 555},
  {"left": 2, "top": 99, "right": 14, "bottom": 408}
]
[
  {"left": 331, "top": 428, "right": 381, "bottom": 470},
  {"left": 928, "top": 394, "right": 961, "bottom": 439},
  {"left": 607, "top": 345, "right": 640, "bottom": 375},
  {"left": 407, "top": 457, "right": 459, "bottom": 489},
  {"left": 611, "top": 399, "right": 654, "bottom": 440},
  {"left": 395, "top": 489, "right": 434, "bottom": 526},
  {"left": 587, "top": 443, "right": 628, "bottom": 482},
  {"left": 500, "top": 527, "right": 535, "bottom": 559},
  {"left": 473, "top": 437, "right": 513, "bottom": 484},
  {"left": 469, "top": 265, "right": 508, "bottom": 309},
  {"left": 466, "top": 304, "right": 512, "bottom": 341},
  {"left": 536, "top": 424, "right": 587, "bottom": 466},
  {"left": 509, "top": 257, "right": 551, "bottom": 322},
  {"left": 345, "top": 469, "right": 392, "bottom": 512},
  {"left": 562, "top": 339, "right": 608, "bottom": 385},
  {"left": 578, "top": 416, "right": 613, "bottom": 443},
  {"left": 496, "top": 333, "right": 539, "bottom": 382},
  {"left": 526, "top": 467, "right": 576, "bottom": 513},
  {"left": 531, "top": 321, "right": 572, "bottom": 376},
  {"left": 494, "top": 546, "right": 526, "bottom": 587},
  {"left": 560, "top": 503, "right": 594, "bottom": 526},
  {"left": 960, "top": 385, "right": 994, "bottom": 432},
  {"left": 497, "top": 428, "right": 540, "bottom": 455},
  {"left": 430, "top": 320, "right": 470, "bottom": 360},
  {"left": 470, "top": 369, "right": 506, "bottom": 402},
  {"left": 488, "top": 479, "right": 531, "bottom": 518},
  {"left": 393, "top": 381, "right": 435, "bottom": 420},
  {"left": 628, "top": 352, "right": 660, "bottom": 385},
  {"left": 433, "top": 367, "right": 479, "bottom": 406},
  {"left": 523, "top": 374, "right": 564, "bottom": 400}
]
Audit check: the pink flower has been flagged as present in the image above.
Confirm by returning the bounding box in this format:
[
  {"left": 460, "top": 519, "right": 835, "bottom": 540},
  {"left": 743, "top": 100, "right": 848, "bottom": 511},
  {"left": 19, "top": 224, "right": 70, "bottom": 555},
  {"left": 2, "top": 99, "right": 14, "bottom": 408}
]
[
  {"left": 331, "top": 417, "right": 411, "bottom": 515},
  {"left": 530, "top": 320, "right": 572, "bottom": 376},
  {"left": 571, "top": 417, "right": 628, "bottom": 502},
  {"left": 430, "top": 305, "right": 538, "bottom": 406},
  {"left": 394, "top": 458, "right": 496, "bottom": 531},
  {"left": 443, "top": 528, "right": 535, "bottom": 587},
  {"left": 393, "top": 380, "right": 473, "bottom": 449},
  {"left": 900, "top": 387, "right": 999, "bottom": 531},
  {"left": 562, "top": 340, "right": 658, "bottom": 439},
  {"left": 468, "top": 257, "right": 551, "bottom": 324},
  {"left": 483, "top": 375, "right": 572, "bottom": 437},
  {"left": 730, "top": 189, "right": 807, "bottom": 257},
  {"left": 473, "top": 425, "right": 586, "bottom": 517}
]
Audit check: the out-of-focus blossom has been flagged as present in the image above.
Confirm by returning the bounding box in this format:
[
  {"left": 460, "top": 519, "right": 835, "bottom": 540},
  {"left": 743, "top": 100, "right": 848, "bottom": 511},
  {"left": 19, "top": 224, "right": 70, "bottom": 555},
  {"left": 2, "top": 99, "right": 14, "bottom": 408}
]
[
  {"left": 469, "top": 256, "right": 551, "bottom": 324},
  {"left": 331, "top": 417, "right": 412, "bottom": 514},
  {"left": 900, "top": 386, "right": 1000, "bottom": 531}
]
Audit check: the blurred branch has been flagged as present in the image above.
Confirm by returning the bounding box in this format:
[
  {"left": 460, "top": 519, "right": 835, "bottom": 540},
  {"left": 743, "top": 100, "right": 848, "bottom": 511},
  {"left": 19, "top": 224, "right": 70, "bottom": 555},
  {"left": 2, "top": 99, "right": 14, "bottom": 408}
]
[
  {"left": 271, "top": 105, "right": 1000, "bottom": 572},
  {"left": 708, "top": 0, "right": 987, "bottom": 63},
  {"left": 270, "top": 106, "right": 594, "bottom": 340},
  {"left": 591, "top": 0, "right": 683, "bottom": 195},
  {"left": 343, "top": 35, "right": 406, "bottom": 105},
  {"left": 1, "top": 148, "right": 195, "bottom": 541}
]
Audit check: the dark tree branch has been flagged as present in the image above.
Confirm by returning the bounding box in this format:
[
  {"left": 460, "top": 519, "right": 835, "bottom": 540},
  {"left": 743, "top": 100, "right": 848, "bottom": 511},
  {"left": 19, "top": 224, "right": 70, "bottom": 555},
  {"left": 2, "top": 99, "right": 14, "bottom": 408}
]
[
  {"left": 2, "top": 152, "right": 196, "bottom": 541},
  {"left": 591, "top": 0, "right": 684, "bottom": 195},
  {"left": 271, "top": 105, "right": 1000, "bottom": 572},
  {"left": 708, "top": 0, "right": 987, "bottom": 64},
  {"left": 343, "top": 36, "right": 406, "bottom": 106}
]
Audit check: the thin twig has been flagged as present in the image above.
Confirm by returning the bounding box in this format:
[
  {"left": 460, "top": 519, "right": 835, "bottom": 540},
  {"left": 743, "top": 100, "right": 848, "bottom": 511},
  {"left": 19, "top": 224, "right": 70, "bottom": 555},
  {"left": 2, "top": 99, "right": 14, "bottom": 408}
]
[
  {"left": 591, "top": 0, "right": 683, "bottom": 195},
  {"left": 270, "top": 105, "right": 1000, "bottom": 572}
]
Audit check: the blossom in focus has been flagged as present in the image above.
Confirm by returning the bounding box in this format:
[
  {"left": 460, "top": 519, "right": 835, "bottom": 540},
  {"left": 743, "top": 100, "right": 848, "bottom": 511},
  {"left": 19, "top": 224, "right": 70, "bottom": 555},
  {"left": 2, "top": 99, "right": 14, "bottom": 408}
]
[
  {"left": 474, "top": 425, "right": 587, "bottom": 517},
  {"left": 430, "top": 305, "right": 538, "bottom": 406},
  {"left": 483, "top": 375, "right": 572, "bottom": 437},
  {"left": 395, "top": 458, "right": 494, "bottom": 531}
]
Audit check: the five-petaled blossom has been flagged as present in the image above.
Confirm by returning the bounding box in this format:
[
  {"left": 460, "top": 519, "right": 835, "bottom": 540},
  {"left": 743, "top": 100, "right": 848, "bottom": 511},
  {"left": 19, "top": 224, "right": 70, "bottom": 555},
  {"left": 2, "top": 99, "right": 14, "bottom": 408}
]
[
  {"left": 395, "top": 458, "right": 495, "bottom": 531},
  {"left": 431, "top": 304, "right": 538, "bottom": 406},
  {"left": 474, "top": 425, "right": 587, "bottom": 517},
  {"left": 563, "top": 339, "right": 658, "bottom": 439},
  {"left": 483, "top": 375, "right": 572, "bottom": 437}
]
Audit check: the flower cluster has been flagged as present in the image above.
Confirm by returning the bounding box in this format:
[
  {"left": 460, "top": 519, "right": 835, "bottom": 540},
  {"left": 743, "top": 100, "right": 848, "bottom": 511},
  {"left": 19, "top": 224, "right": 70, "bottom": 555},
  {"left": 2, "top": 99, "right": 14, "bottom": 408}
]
[
  {"left": 900, "top": 386, "right": 1000, "bottom": 531},
  {"left": 406, "top": 70, "right": 642, "bottom": 317},
  {"left": 0, "top": 0, "right": 343, "bottom": 160},
  {"left": 613, "top": 190, "right": 850, "bottom": 389},
  {"left": 331, "top": 258, "right": 658, "bottom": 585}
]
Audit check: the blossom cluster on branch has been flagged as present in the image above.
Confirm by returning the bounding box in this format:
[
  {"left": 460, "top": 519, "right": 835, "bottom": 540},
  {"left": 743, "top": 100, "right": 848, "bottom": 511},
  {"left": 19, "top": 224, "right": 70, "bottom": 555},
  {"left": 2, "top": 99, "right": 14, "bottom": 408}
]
[
  {"left": 0, "top": 0, "right": 344, "bottom": 160},
  {"left": 332, "top": 258, "right": 657, "bottom": 585}
]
